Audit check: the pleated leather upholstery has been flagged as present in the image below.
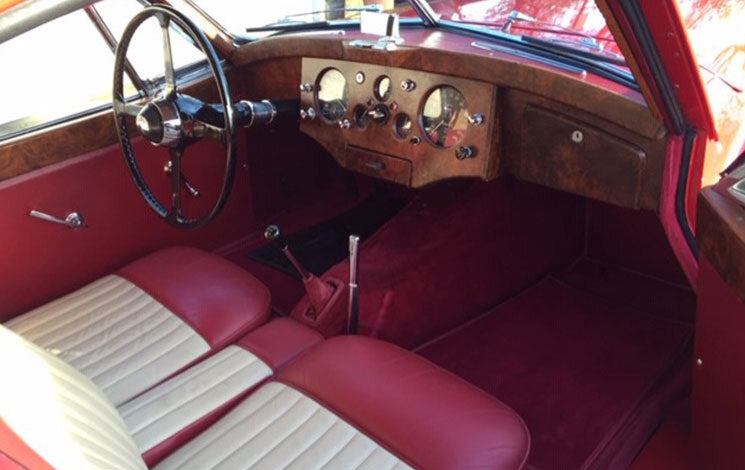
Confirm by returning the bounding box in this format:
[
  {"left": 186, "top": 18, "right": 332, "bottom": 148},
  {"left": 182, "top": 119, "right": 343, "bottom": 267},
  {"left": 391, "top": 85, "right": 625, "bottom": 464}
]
[
  {"left": 6, "top": 275, "right": 210, "bottom": 406},
  {"left": 120, "top": 345, "right": 272, "bottom": 453},
  {"left": 155, "top": 382, "right": 413, "bottom": 470},
  {"left": 0, "top": 325, "right": 147, "bottom": 470}
]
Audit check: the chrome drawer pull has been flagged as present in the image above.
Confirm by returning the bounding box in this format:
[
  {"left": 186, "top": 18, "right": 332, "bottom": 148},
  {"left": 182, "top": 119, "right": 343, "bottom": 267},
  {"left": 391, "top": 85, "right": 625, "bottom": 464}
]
[{"left": 29, "top": 210, "right": 85, "bottom": 229}]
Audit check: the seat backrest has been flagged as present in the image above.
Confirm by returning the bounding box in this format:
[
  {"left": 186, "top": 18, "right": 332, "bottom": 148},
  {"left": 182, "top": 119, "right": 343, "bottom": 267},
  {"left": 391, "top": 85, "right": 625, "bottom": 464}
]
[{"left": 0, "top": 325, "right": 146, "bottom": 470}]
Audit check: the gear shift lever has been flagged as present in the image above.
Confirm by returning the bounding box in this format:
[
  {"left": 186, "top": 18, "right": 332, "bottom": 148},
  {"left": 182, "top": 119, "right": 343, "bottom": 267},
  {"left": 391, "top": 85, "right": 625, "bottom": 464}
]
[
  {"left": 264, "top": 225, "right": 311, "bottom": 280},
  {"left": 264, "top": 225, "right": 335, "bottom": 316}
]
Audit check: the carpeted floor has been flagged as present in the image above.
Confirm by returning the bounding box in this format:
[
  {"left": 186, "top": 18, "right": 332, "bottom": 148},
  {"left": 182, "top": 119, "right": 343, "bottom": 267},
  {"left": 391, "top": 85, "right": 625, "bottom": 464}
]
[{"left": 417, "top": 277, "right": 692, "bottom": 470}]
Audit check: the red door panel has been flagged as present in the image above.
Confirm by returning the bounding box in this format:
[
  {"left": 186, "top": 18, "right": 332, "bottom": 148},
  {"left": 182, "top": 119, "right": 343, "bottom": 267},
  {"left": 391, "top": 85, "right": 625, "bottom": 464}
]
[{"left": 0, "top": 135, "right": 255, "bottom": 321}]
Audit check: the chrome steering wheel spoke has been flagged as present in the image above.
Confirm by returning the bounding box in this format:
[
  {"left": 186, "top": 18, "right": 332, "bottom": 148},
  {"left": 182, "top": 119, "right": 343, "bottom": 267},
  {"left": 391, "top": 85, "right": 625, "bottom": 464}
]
[
  {"left": 158, "top": 14, "right": 177, "bottom": 98},
  {"left": 114, "top": 100, "right": 144, "bottom": 117},
  {"left": 192, "top": 120, "right": 226, "bottom": 143}
]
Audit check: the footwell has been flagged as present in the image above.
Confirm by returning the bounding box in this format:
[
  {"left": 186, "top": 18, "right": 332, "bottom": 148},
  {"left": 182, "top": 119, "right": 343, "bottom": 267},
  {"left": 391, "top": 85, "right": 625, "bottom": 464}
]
[{"left": 417, "top": 278, "right": 692, "bottom": 470}]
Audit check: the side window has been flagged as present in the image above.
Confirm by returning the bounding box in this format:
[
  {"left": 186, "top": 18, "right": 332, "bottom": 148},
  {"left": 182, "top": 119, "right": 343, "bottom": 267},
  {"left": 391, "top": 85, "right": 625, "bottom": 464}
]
[
  {"left": 0, "top": 9, "right": 125, "bottom": 140},
  {"left": 96, "top": 0, "right": 205, "bottom": 82},
  {"left": 0, "top": 0, "right": 205, "bottom": 142}
]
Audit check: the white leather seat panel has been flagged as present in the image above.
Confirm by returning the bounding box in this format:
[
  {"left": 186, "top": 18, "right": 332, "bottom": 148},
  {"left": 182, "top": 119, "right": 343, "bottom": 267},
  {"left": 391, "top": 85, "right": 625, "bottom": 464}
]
[
  {"left": 120, "top": 345, "right": 272, "bottom": 453},
  {"left": 6, "top": 275, "right": 210, "bottom": 406},
  {"left": 155, "top": 382, "right": 412, "bottom": 470},
  {"left": 0, "top": 326, "right": 147, "bottom": 470}
]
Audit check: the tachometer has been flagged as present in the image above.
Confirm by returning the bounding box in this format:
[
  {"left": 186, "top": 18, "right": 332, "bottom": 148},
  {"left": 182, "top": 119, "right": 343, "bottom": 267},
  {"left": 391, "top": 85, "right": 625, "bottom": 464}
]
[
  {"left": 317, "top": 68, "right": 348, "bottom": 122},
  {"left": 421, "top": 86, "right": 469, "bottom": 148}
]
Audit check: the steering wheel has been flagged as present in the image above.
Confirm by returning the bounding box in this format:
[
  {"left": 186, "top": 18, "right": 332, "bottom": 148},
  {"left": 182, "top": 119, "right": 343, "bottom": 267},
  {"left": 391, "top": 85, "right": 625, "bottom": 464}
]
[{"left": 112, "top": 5, "right": 236, "bottom": 229}]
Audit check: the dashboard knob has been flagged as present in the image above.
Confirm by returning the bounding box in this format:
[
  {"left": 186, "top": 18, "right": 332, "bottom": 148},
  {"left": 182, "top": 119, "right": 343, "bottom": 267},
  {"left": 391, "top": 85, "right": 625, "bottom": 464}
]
[
  {"left": 468, "top": 113, "right": 485, "bottom": 126},
  {"left": 299, "top": 82, "right": 314, "bottom": 92},
  {"left": 338, "top": 119, "right": 351, "bottom": 129},
  {"left": 400, "top": 79, "right": 416, "bottom": 92},
  {"left": 300, "top": 107, "right": 316, "bottom": 120},
  {"left": 367, "top": 108, "right": 385, "bottom": 119},
  {"left": 455, "top": 146, "right": 475, "bottom": 160}
]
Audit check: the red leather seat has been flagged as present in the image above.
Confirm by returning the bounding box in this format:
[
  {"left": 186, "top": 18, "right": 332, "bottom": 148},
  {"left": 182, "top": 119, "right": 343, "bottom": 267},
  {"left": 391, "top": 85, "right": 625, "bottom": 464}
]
[
  {"left": 5, "top": 246, "right": 271, "bottom": 406},
  {"left": 275, "top": 336, "right": 531, "bottom": 469},
  {"left": 1, "top": 320, "right": 530, "bottom": 470},
  {"left": 155, "top": 335, "right": 530, "bottom": 469}
]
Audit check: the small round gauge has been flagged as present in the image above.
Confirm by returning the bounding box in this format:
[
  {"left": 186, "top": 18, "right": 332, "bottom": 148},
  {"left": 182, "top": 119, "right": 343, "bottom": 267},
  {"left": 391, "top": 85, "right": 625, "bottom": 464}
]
[
  {"left": 421, "top": 86, "right": 469, "bottom": 148},
  {"left": 374, "top": 76, "right": 392, "bottom": 102},
  {"left": 353, "top": 105, "right": 370, "bottom": 129},
  {"left": 316, "top": 68, "right": 348, "bottom": 122},
  {"left": 393, "top": 113, "right": 412, "bottom": 138}
]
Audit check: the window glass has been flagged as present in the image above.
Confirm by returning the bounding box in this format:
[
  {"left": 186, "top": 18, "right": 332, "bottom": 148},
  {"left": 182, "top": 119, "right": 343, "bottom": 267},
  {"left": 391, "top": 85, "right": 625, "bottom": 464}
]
[
  {"left": 423, "top": 0, "right": 623, "bottom": 61},
  {"left": 676, "top": 0, "right": 745, "bottom": 88},
  {"left": 96, "top": 0, "right": 205, "bottom": 80},
  {"left": 0, "top": 9, "right": 130, "bottom": 139},
  {"left": 192, "top": 0, "right": 407, "bottom": 39},
  {"left": 0, "top": 0, "right": 205, "bottom": 141}
]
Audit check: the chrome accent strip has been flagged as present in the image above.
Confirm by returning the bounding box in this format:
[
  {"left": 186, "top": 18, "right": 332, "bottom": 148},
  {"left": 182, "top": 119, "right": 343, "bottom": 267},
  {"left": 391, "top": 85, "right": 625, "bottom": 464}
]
[{"left": 471, "top": 41, "right": 588, "bottom": 77}]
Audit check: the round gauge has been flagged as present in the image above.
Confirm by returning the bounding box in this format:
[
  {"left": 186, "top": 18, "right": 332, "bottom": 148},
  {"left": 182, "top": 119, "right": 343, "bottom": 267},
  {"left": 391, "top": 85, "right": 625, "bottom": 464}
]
[
  {"left": 394, "top": 114, "right": 412, "bottom": 138},
  {"left": 316, "top": 68, "right": 348, "bottom": 122},
  {"left": 421, "top": 86, "right": 469, "bottom": 148},
  {"left": 374, "top": 76, "right": 392, "bottom": 102}
]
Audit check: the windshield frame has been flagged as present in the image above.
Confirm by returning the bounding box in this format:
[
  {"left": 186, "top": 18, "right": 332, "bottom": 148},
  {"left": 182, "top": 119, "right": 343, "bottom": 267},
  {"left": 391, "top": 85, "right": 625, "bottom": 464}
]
[{"left": 407, "top": 0, "right": 636, "bottom": 89}]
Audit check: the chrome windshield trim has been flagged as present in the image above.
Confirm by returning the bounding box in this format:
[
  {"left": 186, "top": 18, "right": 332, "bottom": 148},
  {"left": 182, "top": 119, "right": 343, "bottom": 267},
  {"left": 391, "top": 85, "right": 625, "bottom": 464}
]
[
  {"left": 471, "top": 41, "right": 587, "bottom": 77},
  {"left": 406, "top": 0, "right": 440, "bottom": 26}
]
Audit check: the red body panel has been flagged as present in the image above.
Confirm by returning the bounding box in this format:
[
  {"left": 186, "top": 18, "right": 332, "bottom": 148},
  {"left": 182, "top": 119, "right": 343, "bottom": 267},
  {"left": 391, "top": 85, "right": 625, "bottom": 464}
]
[{"left": 693, "top": 257, "right": 745, "bottom": 469}]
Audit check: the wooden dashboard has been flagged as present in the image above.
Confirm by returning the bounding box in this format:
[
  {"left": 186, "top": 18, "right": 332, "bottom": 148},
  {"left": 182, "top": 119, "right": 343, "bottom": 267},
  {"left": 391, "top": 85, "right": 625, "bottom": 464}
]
[
  {"left": 229, "top": 30, "right": 667, "bottom": 210},
  {"left": 299, "top": 58, "right": 499, "bottom": 187}
]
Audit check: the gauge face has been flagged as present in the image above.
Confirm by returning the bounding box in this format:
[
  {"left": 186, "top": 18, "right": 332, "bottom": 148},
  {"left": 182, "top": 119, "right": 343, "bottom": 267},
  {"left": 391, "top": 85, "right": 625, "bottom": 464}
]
[
  {"left": 317, "top": 68, "right": 348, "bottom": 122},
  {"left": 421, "top": 86, "right": 469, "bottom": 148},
  {"left": 394, "top": 114, "right": 412, "bottom": 138},
  {"left": 374, "top": 76, "right": 392, "bottom": 102}
]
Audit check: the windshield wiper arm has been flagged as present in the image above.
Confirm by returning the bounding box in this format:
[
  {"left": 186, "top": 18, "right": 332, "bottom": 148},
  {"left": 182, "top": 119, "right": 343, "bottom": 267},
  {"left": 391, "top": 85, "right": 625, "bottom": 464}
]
[
  {"left": 282, "top": 4, "right": 382, "bottom": 20},
  {"left": 246, "top": 4, "right": 382, "bottom": 33},
  {"left": 521, "top": 35, "right": 626, "bottom": 66}
]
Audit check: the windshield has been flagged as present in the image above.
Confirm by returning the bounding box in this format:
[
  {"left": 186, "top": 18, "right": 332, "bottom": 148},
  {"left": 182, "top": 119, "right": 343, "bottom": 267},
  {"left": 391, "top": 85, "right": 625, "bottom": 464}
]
[
  {"left": 424, "top": 0, "right": 622, "bottom": 57},
  {"left": 192, "top": 0, "right": 411, "bottom": 38}
]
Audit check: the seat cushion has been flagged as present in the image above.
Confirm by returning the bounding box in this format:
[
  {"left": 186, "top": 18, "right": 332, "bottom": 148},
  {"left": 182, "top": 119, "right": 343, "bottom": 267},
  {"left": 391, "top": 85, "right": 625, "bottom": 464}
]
[
  {"left": 116, "top": 246, "right": 271, "bottom": 348},
  {"left": 156, "top": 336, "right": 530, "bottom": 470},
  {"left": 6, "top": 246, "right": 271, "bottom": 406},
  {"left": 154, "top": 382, "right": 413, "bottom": 470},
  {"left": 0, "top": 325, "right": 147, "bottom": 470},
  {"left": 277, "top": 336, "right": 531, "bottom": 469},
  {"left": 122, "top": 318, "right": 324, "bottom": 466}
]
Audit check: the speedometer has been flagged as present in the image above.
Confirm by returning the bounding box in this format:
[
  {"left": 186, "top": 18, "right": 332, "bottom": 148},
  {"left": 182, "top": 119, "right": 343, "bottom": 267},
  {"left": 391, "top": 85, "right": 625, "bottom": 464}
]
[
  {"left": 316, "top": 68, "right": 348, "bottom": 122},
  {"left": 421, "top": 86, "right": 469, "bottom": 148}
]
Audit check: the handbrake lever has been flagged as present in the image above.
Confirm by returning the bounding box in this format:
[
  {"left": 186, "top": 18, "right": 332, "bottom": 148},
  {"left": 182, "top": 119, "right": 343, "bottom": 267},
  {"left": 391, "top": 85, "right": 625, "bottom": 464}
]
[{"left": 347, "top": 235, "right": 360, "bottom": 335}]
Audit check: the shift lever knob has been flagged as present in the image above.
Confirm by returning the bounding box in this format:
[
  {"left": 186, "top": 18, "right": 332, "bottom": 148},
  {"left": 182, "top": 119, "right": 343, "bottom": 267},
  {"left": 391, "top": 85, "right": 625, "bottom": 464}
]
[{"left": 264, "top": 224, "right": 286, "bottom": 249}]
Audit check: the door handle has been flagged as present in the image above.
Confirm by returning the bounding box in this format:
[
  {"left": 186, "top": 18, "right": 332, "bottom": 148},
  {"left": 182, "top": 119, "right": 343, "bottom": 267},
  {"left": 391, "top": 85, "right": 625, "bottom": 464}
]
[{"left": 29, "top": 210, "right": 85, "bottom": 229}]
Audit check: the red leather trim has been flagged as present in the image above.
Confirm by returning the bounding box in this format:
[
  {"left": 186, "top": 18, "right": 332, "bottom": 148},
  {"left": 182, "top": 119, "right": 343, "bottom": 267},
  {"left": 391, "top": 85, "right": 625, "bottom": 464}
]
[
  {"left": 142, "top": 379, "right": 269, "bottom": 467},
  {"left": 117, "top": 246, "right": 271, "bottom": 348},
  {"left": 143, "top": 319, "right": 321, "bottom": 465},
  {"left": 277, "top": 336, "right": 531, "bottom": 470},
  {"left": 236, "top": 318, "right": 324, "bottom": 371},
  {"left": 0, "top": 418, "right": 53, "bottom": 470}
]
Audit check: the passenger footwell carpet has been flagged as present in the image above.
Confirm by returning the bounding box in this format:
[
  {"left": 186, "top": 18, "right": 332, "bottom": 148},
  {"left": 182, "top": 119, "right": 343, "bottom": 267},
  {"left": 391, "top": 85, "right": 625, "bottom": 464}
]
[
  {"left": 417, "top": 277, "right": 692, "bottom": 470},
  {"left": 246, "top": 196, "right": 405, "bottom": 278}
]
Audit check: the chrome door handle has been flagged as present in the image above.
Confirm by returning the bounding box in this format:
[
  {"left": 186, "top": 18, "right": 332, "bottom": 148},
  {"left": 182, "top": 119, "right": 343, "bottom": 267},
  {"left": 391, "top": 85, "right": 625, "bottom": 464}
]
[{"left": 29, "top": 210, "right": 85, "bottom": 229}]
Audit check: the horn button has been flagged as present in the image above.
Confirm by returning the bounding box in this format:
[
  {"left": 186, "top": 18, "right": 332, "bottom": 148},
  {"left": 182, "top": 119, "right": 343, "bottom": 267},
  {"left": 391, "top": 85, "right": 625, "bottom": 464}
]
[{"left": 136, "top": 99, "right": 182, "bottom": 147}]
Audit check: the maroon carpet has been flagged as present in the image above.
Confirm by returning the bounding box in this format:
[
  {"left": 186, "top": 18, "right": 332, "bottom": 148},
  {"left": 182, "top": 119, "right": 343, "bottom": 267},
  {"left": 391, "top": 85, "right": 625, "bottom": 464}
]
[{"left": 418, "top": 278, "right": 692, "bottom": 470}]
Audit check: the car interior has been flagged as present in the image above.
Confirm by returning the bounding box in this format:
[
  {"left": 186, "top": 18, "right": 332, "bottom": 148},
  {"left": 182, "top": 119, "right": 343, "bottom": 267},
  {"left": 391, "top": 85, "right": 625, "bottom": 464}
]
[{"left": 0, "top": 0, "right": 731, "bottom": 469}]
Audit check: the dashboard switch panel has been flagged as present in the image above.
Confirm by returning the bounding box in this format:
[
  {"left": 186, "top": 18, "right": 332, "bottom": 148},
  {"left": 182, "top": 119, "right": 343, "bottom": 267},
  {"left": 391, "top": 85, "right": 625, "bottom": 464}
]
[{"left": 300, "top": 58, "right": 499, "bottom": 188}]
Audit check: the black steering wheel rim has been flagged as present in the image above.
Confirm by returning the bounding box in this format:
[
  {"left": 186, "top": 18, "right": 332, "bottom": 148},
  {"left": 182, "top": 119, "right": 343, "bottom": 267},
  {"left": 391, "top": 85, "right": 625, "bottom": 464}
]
[{"left": 112, "top": 5, "right": 237, "bottom": 229}]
